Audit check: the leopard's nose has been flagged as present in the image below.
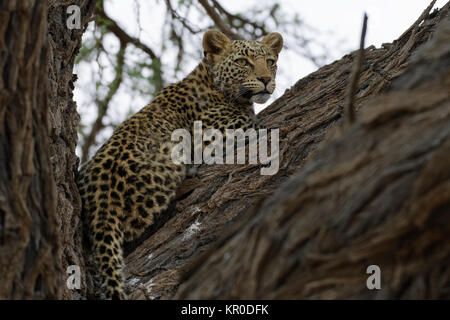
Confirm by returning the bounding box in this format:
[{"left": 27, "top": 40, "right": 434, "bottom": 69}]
[{"left": 258, "top": 77, "right": 272, "bottom": 85}]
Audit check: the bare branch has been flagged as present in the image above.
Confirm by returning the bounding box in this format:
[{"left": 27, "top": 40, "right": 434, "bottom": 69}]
[
  {"left": 165, "top": 0, "right": 204, "bottom": 35},
  {"left": 198, "top": 0, "right": 243, "bottom": 40},
  {"left": 211, "top": 0, "right": 268, "bottom": 36},
  {"left": 96, "top": 2, "right": 158, "bottom": 60}
]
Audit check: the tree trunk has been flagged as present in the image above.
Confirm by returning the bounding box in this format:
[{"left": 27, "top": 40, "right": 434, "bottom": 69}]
[
  {"left": 0, "top": 0, "right": 96, "bottom": 299},
  {"left": 47, "top": 0, "right": 97, "bottom": 300},
  {"left": 124, "top": 3, "right": 450, "bottom": 299}
]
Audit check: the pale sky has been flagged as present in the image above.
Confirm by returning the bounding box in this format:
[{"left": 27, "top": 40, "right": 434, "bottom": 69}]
[{"left": 74, "top": 0, "right": 447, "bottom": 158}]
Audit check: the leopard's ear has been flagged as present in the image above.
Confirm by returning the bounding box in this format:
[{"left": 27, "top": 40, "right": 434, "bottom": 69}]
[
  {"left": 203, "top": 30, "right": 231, "bottom": 57},
  {"left": 261, "top": 32, "right": 283, "bottom": 56}
]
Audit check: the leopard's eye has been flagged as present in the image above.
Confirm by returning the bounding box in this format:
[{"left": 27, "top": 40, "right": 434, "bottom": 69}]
[
  {"left": 267, "top": 58, "right": 276, "bottom": 66},
  {"left": 235, "top": 58, "right": 249, "bottom": 67}
]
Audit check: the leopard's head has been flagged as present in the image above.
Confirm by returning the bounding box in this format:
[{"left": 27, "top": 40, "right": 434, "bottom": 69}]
[{"left": 203, "top": 30, "right": 283, "bottom": 104}]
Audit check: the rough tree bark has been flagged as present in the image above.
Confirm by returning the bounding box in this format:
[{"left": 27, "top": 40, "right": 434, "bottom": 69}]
[
  {"left": 47, "top": 0, "right": 97, "bottom": 300},
  {"left": 124, "top": 2, "right": 450, "bottom": 299},
  {"left": 0, "top": 0, "right": 96, "bottom": 299}
]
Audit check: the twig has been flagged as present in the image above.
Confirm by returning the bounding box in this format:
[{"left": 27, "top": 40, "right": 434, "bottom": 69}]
[{"left": 344, "top": 13, "right": 368, "bottom": 124}]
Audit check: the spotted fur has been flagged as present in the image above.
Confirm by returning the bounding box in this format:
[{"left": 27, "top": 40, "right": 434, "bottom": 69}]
[{"left": 77, "top": 30, "right": 283, "bottom": 299}]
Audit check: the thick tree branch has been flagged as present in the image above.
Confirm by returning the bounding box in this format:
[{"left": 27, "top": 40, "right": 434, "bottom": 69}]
[{"left": 175, "top": 6, "right": 450, "bottom": 300}]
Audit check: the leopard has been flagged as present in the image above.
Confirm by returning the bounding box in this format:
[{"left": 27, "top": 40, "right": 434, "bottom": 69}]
[{"left": 77, "top": 30, "right": 283, "bottom": 299}]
